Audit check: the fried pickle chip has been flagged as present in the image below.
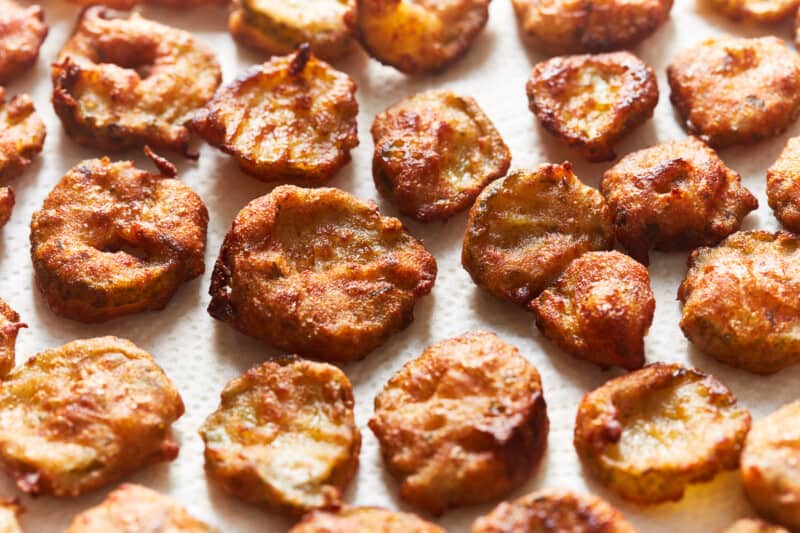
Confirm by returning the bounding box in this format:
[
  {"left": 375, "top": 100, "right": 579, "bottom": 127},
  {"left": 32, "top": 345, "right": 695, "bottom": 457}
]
[
  {"left": 512, "top": 0, "right": 672, "bottom": 54},
  {"left": 471, "top": 488, "right": 636, "bottom": 533},
  {"left": 667, "top": 37, "right": 800, "bottom": 148},
  {"left": 600, "top": 136, "right": 757, "bottom": 264},
  {"left": 740, "top": 401, "right": 800, "bottom": 529},
  {"left": 193, "top": 46, "right": 358, "bottom": 183},
  {"left": 230, "top": 0, "right": 356, "bottom": 61},
  {"left": 347, "top": 0, "right": 489, "bottom": 74},
  {"left": 679, "top": 231, "right": 800, "bottom": 374},
  {"left": 30, "top": 151, "right": 208, "bottom": 323},
  {"left": 721, "top": 519, "right": 791, "bottom": 533},
  {"left": 709, "top": 0, "right": 798, "bottom": 21},
  {"left": 370, "top": 331, "right": 549, "bottom": 515},
  {"left": 199, "top": 357, "right": 360, "bottom": 515},
  {"left": 462, "top": 162, "right": 613, "bottom": 307},
  {"left": 0, "top": 299, "right": 24, "bottom": 380},
  {"left": 0, "top": 500, "right": 21, "bottom": 533},
  {"left": 767, "top": 136, "right": 800, "bottom": 232},
  {"left": 0, "top": 0, "right": 47, "bottom": 84},
  {"left": 208, "top": 185, "right": 436, "bottom": 362},
  {"left": 0, "top": 337, "right": 184, "bottom": 497},
  {"left": 52, "top": 7, "right": 221, "bottom": 157},
  {"left": 290, "top": 506, "right": 445, "bottom": 533},
  {"left": 371, "top": 89, "right": 510, "bottom": 221},
  {"left": 574, "top": 363, "right": 751, "bottom": 504},
  {"left": 527, "top": 52, "right": 658, "bottom": 162},
  {"left": 65, "top": 484, "right": 217, "bottom": 533},
  {"left": 531, "top": 251, "right": 655, "bottom": 371}
]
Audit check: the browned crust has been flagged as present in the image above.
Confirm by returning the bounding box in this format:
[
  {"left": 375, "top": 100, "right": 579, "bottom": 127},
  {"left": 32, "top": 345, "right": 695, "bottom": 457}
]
[
  {"left": 0, "top": 88, "right": 46, "bottom": 182},
  {"left": 0, "top": 188, "right": 13, "bottom": 229},
  {"left": 290, "top": 506, "right": 445, "bottom": 533},
  {"left": 0, "top": 0, "right": 48, "bottom": 84},
  {"left": 708, "top": 0, "right": 798, "bottom": 22},
  {"left": 767, "top": 136, "right": 800, "bottom": 232},
  {"left": 0, "top": 299, "right": 25, "bottom": 379}
]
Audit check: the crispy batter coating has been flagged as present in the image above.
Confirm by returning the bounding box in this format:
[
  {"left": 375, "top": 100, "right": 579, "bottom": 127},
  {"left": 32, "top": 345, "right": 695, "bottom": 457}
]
[
  {"left": 526, "top": 52, "right": 658, "bottom": 162},
  {"left": 708, "top": 0, "right": 798, "bottom": 22},
  {"left": 574, "top": 363, "right": 751, "bottom": 504},
  {"left": 370, "top": 331, "right": 549, "bottom": 515},
  {"left": 0, "top": 337, "right": 184, "bottom": 497},
  {"left": 371, "top": 89, "right": 510, "bottom": 221},
  {"left": 65, "top": 484, "right": 216, "bottom": 533},
  {"left": 0, "top": 189, "right": 12, "bottom": 230},
  {"left": 0, "top": 500, "right": 21, "bottom": 533},
  {"left": 67, "top": 0, "right": 225, "bottom": 7},
  {"left": 667, "top": 37, "right": 800, "bottom": 148},
  {"left": 0, "top": 0, "right": 47, "bottom": 84},
  {"left": 208, "top": 185, "right": 436, "bottom": 362},
  {"left": 471, "top": 488, "right": 636, "bottom": 533},
  {"left": 679, "top": 231, "right": 800, "bottom": 374},
  {"left": 347, "top": 0, "right": 489, "bottom": 74},
  {"left": 600, "top": 136, "right": 757, "bottom": 264},
  {"left": 531, "top": 251, "right": 655, "bottom": 371},
  {"left": 30, "top": 152, "right": 208, "bottom": 323},
  {"left": 290, "top": 506, "right": 445, "bottom": 533},
  {"left": 741, "top": 401, "right": 800, "bottom": 529},
  {"left": 230, "top": 0, "right": 356, "bottom": 61},
  {"left": 721, "top": 519, "right": 791, "bottom": 533},
  {"left": 193, "top": 47, "right": 358, "bottom": 184},
  {"left": 462, "top": 163, "right": 613, "bottom": 307},
  {"left": 0, "top": 299, "right": 24, "bottom": 380},
  {"left": 52, "top": 7, "right": 221, "bottom": 157},
  {"left": 767, "top": 136, "right": 800, "bottom": 232},
  {"left": 199, "top": 357, "right": 360, "bottom": 515},
  {"left": 512, "top": 0, "right": 672, "bottom": 54},
  {"left": 0, "top": 88, "right": 46, "bottom": 182}
]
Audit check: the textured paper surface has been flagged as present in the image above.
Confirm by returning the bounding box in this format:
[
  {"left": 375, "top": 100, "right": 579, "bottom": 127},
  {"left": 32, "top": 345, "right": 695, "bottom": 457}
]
[{"left": 2, "top": 1, "right": 800, "bottom": 530}]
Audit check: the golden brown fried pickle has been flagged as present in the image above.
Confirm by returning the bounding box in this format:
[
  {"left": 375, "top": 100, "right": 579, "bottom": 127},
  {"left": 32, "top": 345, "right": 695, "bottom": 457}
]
[
  {"left": 600, "top": 137, "right": 757, "bottom": 264},
  {"left": 199, "top": 357, "right": 360, "bottom": 515},
  {"left": 0, "top": 299, "right": 24, "bottom": 380},
  {"left": 52, "top": 7, "right": 221, "bottom": 157},
  {"left": 512, "top": 0, "right": 672, "bottom": 54},
  {"left": 667, "top": 37, "right": 800, "bottom": 148},
  {"left": 574, "top": 363, "right": 751, "bottom": 504},
  {"left": 531, "top": 251, "right": 655, "bottom": 371},
  {"left": 767, "top": 136, "right": 800, "bottom": 232},
  {"left": 290, "top": 506, "right": 445, "bottom": 533},
  {"left": 679, "top": 231, "right": 800, "bottom": 374},
  {"left": 527, "top": 52, "right": 658, "bottom": 162},
  {"left": 230, "top": 0, "right": 356, "bottom": 61},
  {"left": 741, "top": 401, "right": 800, "bottom": 529},
  {"left": 708, "top": 0, "right": 798, "bottom": 22},
  {"left": 471, "top": 489, "right": 637, "bottom": 533},
  {"left": 721, "top": 519, "right": 791, "bottom": 533},
  {"left": 371, "top": 89, "right": 510, "bottom": 221},
  {"left": 0, "top": 500, "right": 21, "bottom": 533},
  {"left": 193, "top": 46, "right": 358, "bottom": 183},
  {"left": 30, "top": 151, "right": 208, "bottom": 323},
  {"left": 462, "top": 162, "right": 613, "bottom": 307},
  {"left": 65, "top": 484, "right": 217, "bottom": 533},
  {"left": 370, "top": 331, "right": 549, "bottom": 515},
  {"left": 0, "top": 0, "right": 47, "bottom": 84},
  {"left": 0, "top": 337, "right": 184, "bottom": 497},
  {"left": 347, "top": 0, "right": 489, "bottom": 74},
  {"left": 208, "top": 185, "right": 436, "bottom": 362},
  {"left": 0, "top": 88, "right": 46, "bottom": 182}
]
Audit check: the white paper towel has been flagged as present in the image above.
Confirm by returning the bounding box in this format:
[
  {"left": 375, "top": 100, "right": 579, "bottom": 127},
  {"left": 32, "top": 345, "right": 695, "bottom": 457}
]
[{"left": 2, "top": 1, "right": 799, "bottom": 530}]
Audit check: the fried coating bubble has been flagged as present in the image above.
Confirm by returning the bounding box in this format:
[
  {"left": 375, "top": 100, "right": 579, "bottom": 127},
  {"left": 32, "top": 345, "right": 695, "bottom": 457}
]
[
  {"left": 574, "top": 363, "right": 751, "bottom": 504},
  {"left": 371, "top": 89, "right": 510, "bottom": 221},
  {"left": 679, "top": 231, "right": 800, "bottom": 374},
  {"left": 370, "top": 331, "right": 549, "bottom": 515},
  {"left": 346, "top": 0, "right": 489, "bottom": 74},
  {"left": 767, "top": 136, "right": 800, "bottom": 232},
  {"left": 462, "top": 162, "right": 613, "bottom": 307},
  {"left": 667, "top": 37, "right": 800, "bottom": 148},
  {"left": 65, "top": 484, "right": 217, "bottom": 533},
  {"left": 0, "top": 337, "right": 184, "bottom": 497},
  {"left": 0, "top": 299, "right": 24, "bottom": 380},
  {"left": 0, "top": 87, "right": 46, "bottom": 179},
  {"left": 0, "top": 0, "right": 47, "bottom": 85},
  {"left": 230, "top": 0, "right": 356, "bottom": 61},
  {"left": 199, "top": 357, "right": 360, "bottom": 515},
  {"left": 52, "top": 7, "right": 221, "bottom": 157},
  {"left": 193, "top": 47, "right": 358, "bottom": 184},
  {"left": 30, "top": 152, "right": 208, "bottom": 323},
  {"left": 600, "top": 137, "right": 757, "bottom": 264},
  {"left": 471, "top": 488, "right": 636, "bottom": 533},
  {"left": 531, "top": 251, "right": 655, "bottom": 371},
  {"left": 741, "top": 401, "right": 800, "bottom": 529},
  {"left": 721, "top": 519, "right": 791, "bottom": 533},
  {"left": 512, "top": 0, "right": 672, "bottom": 54},
  {"left": 208, "top": 185, "right": 436, "bottom": 362},
  {"left": 527, "top": 52, "right": 658, "bottom": 162},
  {"left": 0, "top": 499, "right": 21, "bottom": 533},
  {"left": 708, "top": 0, "right": 797, "bottom": 22},
  {"left": 290, "top": 506, "right": 445, "bottom": 533}
]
